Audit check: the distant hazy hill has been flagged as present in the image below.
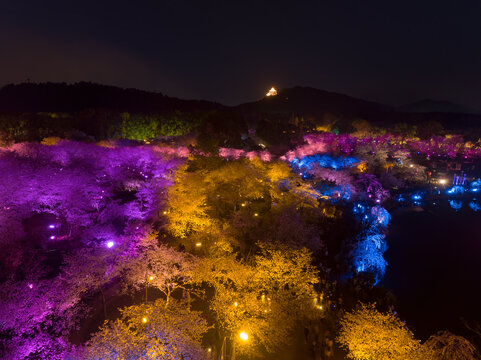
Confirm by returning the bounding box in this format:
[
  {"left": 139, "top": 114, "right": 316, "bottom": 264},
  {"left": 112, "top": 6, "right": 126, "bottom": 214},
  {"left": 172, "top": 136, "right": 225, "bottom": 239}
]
[
  {"left": 397, "top": 99, "right": 479, "bottom": 115},
  {"left": 236, "top": 86, "right": 392, "bottom": 118},
  {"left": 0, "top": 82, "right": 225, "bottom": 113}
]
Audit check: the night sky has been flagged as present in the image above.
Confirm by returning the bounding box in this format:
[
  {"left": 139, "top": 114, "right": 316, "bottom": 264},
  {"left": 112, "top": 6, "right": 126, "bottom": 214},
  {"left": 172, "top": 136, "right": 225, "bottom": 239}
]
[{"left": 1, "top": 0, "right": 481, "bottom": 107}]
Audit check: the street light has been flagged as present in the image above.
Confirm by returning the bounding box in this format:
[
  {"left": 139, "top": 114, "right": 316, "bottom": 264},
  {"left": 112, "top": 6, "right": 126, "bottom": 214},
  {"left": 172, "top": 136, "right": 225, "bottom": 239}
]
[{"left": 239, "top": 331, "right": 248, "bottom": 341}]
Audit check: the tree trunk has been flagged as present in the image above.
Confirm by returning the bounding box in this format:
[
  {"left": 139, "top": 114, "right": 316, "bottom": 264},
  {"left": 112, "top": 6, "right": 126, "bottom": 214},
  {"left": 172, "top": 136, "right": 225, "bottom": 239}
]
[
  {"left": 165, "top": 289, "right": 171, "bottom": 309},
  {"left": 100, "top": 287, "right": 107, "bottom": 319}
]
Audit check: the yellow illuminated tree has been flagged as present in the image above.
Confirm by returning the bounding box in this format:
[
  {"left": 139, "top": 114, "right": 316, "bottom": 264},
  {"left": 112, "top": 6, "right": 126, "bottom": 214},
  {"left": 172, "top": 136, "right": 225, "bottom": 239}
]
[
  {"left": 166, "top": 157, "right": 321, "bottom": 248},
  {"left": 195, "top": 243, "right": 321, "bottom": 356},
  {"left": 337, "top": 303, "right": 422, "bottom": 360},
  {"left": 422, "top": 331, "right": 479, "bottom": 360},
  {"left": 122, "top": 233, "right": 197, "bottom": 307},
  {"left": 166, "top": 165, "right": 215, "bottom": 238},
  {"left": 82, "top": 299, "right": 209, "bottom": 360}
]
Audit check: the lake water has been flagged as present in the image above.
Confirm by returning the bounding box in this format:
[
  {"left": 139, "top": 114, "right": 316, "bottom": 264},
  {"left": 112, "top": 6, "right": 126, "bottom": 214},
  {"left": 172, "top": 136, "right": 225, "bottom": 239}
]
[{"left": 382, "top": 199, "right": 481, "bottom": 339}]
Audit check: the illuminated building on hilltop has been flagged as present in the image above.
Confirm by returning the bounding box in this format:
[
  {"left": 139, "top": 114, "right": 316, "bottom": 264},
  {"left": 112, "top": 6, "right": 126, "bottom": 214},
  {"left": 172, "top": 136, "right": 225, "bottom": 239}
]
[{"left": 266, "top": 87, "right": 277, "bottom": 96}]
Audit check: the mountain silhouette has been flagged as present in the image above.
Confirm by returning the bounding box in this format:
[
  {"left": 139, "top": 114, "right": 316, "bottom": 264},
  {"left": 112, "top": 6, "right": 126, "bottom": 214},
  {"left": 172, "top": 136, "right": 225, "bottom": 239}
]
[{"left": 0, "top": 82, "right": 225, "bottom": 113}]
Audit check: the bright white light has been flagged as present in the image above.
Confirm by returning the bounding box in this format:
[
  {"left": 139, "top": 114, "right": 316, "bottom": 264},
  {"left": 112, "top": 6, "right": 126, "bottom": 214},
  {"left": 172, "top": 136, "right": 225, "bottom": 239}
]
[
  {"left": 107, "top": 241, "right": 114, "bottom": 248},
  {"left": 142, "top": 317, "right": 148, "bottom": 323},
  {"left": 49, "top": 235, "right": 56, "bottom": 240},
  {"left": 239, "top": 331, "right": 249, "bottom": 341},
  {"left": 48, "top": 224, "right": 55, "bottom": 229},
  {"left": 439, "top": 179, "right": 447, "bottom": 185},
  {"left": 195, "top": 242, "right": 202, "bottom": 247}
]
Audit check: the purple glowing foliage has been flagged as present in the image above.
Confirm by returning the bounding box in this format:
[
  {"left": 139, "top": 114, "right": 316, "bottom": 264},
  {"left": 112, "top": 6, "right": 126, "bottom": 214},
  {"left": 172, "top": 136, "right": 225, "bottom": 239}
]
[
  {"left": 288, "top": 133, "right": 481, "bottom": 163},
  {"left": 0, "top": 141, "right": 180, "bottom": 246},
  {"left": 469, "top": 200, "right": 481, "bottom": 212},
  {"left": 219, "top": 148, "right": 273, "bottom": 162},
  {"left": 0, "top": 264, "right": 74, "bottom": 359},
  {"left": 449, "top": 199, "right": 463, "bottom": 211},
  {"left": 356, "top": 174, "right": 389, "bottom": 201},
  {"left": 306, "top": 166, "right": 356, "bottom": 190}
]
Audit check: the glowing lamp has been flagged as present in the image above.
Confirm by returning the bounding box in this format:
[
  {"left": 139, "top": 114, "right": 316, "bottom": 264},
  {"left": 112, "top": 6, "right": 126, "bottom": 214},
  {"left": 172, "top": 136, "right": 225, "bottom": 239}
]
[
  {"left": 106, "top": 241, "right": 114, "bottom": 248},
  {"left": 239, "top": 331, "right": 249, "bottom": 341},
  {"left": 149, "top": 276, "right": 154, "bottom": 281},
  {"left": 195, "top": 242, "right": 202, "bottom": 247},
  {"left": 142, "top": 317, "right": 148, "bottom": 323},
  {"left": 50, "top": 235, "right": 56, "bottom": 240},
  {"left": 207, "top": 348, "right": 212, "bottom": 353},
  {"left": 234, "top": 302, "right": 238, "bottom": 307},
  {"left": 48, "top": 224, "right": 55, "bottom": 229}
]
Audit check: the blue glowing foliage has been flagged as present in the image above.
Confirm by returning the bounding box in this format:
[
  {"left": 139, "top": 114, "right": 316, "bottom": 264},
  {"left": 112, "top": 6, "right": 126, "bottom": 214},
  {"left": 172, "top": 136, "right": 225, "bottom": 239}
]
[
  {"left": 471, "top": 179, "right": 481, "bottom": 188},
  {"left": 446, "top": 186, "right": 465, "bottom": 195},
  {"left": 370, "top": 206, "right": 390, "bottom": 227},
  {"left": 353, "top": 232, "right": 388, "bottom": 284},
  {"left": 449, "top": 199, "right": 463, "bottom": 211},
  {"left": 291, "top": 154, "right": 359, "bottom": 171},
  {"left": 411, "top": 193, "right": 422, "bottom": 201},
  {"left": 469, "top": 199, "right": 481, "bottom": 212},
  {"left": 319, "top": 184, "right": 353, "bottom": 201},
  {"left": 352, "top": 203, "right": 366, "bottom": 215}
]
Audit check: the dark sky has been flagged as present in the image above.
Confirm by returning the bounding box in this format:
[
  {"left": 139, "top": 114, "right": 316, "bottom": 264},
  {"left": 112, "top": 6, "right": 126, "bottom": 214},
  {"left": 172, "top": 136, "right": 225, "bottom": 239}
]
[{"left": 1, "top": 0, "right": 481, "bottom": 107}]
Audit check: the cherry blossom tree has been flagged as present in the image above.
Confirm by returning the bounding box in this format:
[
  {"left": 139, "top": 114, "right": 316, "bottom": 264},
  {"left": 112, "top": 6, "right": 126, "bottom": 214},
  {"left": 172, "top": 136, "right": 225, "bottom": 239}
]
[{"left": 82, "top": 299, "right": 210, "bottom": 360}]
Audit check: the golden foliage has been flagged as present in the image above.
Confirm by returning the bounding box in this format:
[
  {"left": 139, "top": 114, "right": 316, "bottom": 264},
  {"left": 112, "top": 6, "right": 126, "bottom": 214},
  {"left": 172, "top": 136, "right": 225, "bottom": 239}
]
[
  {"left": 41, "top": 136, "right": 62, "bottom": 145},
  {"left": 195, "top": 244, "right": 321, "bottom": 355},
  {"left": 337, "top": 303, "right": 422, "bottom": 360},
  {"left": 83, "top": 299, "right": 209, "bottom": 360},
  {"left": 166, "top": 166, "right": 215, "bottom": 238}
]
